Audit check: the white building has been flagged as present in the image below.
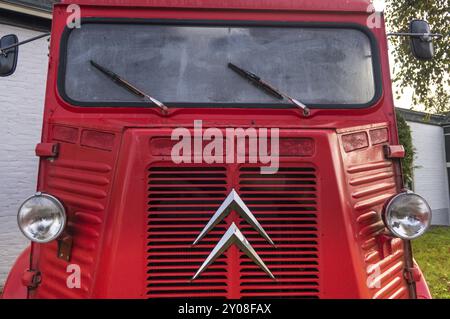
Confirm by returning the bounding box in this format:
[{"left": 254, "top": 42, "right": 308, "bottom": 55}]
[
  {"left": 0, "top": 0, "right": 53, "bottom": 285},
  {"left": 397, "top": 109, "right": 450, "bottom": 226}
]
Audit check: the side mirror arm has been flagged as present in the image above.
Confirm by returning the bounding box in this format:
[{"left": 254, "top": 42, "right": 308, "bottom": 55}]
[
  {"left": 387, "top": 32, "right": 443, "bottom": 42},
  {"left": 0, "top": 32, "right": 50, "bottom": 57}
]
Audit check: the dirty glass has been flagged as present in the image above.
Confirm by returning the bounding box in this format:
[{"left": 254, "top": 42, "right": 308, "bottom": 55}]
[{"left": 62, "top": 23, "right": 377, "bottom": 106}]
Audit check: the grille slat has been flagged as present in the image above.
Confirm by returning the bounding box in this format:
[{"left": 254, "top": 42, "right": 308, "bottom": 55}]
[{"left": 146, "top": 164, "right": 319, "bottom": 298}]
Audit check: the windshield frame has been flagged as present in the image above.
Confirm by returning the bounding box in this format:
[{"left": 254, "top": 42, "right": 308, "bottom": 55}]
[{"left": 57, "top": 18, "right": 383, "bottom": 109}]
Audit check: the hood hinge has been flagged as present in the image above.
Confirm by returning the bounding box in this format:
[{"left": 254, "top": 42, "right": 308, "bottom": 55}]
[
  {"left": 404, "top": 266, "right": 422, "bottom": 284},
  {"left": 384, "top": 145, "right": 405, "bottom": 159},
  {"left": 35, "top": 142, "right": 59, "bottom": 158},
  {"left": 22, "top": 269, "right": 41, "bottom": 289}
]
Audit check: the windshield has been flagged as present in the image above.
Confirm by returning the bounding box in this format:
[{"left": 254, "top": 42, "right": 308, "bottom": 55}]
[{"left": 60, "top": 22, "right": 379, "bottom": 107}]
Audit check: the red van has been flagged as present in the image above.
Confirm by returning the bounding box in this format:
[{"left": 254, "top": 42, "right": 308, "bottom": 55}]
[{"left": 0, "top": 0, "right": 437, "bottom": 299}]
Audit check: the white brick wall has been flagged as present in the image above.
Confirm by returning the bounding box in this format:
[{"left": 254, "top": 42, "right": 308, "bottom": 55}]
[
  {"left": 0, "top": 24, "right": 48, "bottom": 286},
  {"left": 408, "top": 121, "right": 450, "bottom": 225}
]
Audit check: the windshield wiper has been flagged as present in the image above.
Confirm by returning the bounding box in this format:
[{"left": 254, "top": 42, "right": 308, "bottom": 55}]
[
  {"left": 228, "top": 62, "right": 310, "bottom": 116},
  {"left": 90, "top": 60, "right": 168, "bottom": 113}
]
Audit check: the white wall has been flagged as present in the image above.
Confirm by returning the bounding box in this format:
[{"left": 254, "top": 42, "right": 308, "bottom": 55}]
[
  {"left": 0, "top": 24, "right": 48, "bottom": 285},
  {"left": 408, "top": 121, "right": 450, "bottom": 225}
]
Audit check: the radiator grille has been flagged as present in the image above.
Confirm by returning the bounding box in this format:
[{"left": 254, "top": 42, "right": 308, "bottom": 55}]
[
  {"left": 146, "top": 166, "right": 228, "bottom": 298},
  {"left": 146, "top": 165, "right": 319, "bottom": 298},
  {"left": 238, "top": 166, "right": 319, "bottom": 298}
]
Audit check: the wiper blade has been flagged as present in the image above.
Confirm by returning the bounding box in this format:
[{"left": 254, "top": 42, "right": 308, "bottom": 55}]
[
  {"left": 228, "top": 62, "right": 310, "bottom": 116},
  {"left": 228, "top": 62, "right": 284, "bottom": 100},
  {"left": 90, "top": 60, "right": 168, "bottom": 113}
]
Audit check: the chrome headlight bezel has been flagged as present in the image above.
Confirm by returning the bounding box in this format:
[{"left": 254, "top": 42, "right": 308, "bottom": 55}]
[
  {"left": 383, "top": 191, "right": 432, "bottom": 240},
  {"left": 17, "top": 192, "right": 66, "bottom": 243}
]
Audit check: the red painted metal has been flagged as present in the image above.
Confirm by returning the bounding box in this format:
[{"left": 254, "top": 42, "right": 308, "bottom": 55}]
[
  {"left": 3, "top": 0, "right": 431, "bottom": 299},
  {"left": 342, "top": 132, "right": 370, "bottom": 152},
  {"left": 413, "top": 261, "right": 432, "bottom": 299},
  {"left": 1, "top": 246, "right": 31, "bottom": 299}
]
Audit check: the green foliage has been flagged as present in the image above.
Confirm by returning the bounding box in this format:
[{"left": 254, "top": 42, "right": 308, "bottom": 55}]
[
  {"left": 413, "top": 226, "right": 450, "bottom": 298},
  {"left": 385, "top": 0, "right": 449, "bottom": 114},
  {"left": 396, "top": 110, "right": 415, "bottom": 184}
]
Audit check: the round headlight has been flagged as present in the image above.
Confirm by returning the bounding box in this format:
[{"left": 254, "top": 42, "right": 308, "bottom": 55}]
[
  {"left": 17, "top": 193, "right": 66, "bottom": 243},
  {"left": 383, "top": 192, "right": 431, "bottom": 240}
]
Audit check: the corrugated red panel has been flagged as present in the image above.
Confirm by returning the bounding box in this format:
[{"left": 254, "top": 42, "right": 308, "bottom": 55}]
[
  {"left": 344, "top": 141, "right": 408, "bottom": 299},
  {"left": 35, "top": 159, "right": 111, "bottom": 298}
]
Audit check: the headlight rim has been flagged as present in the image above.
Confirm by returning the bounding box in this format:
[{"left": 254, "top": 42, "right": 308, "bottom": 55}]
[
  {"left": 17, "top": 192, "right": 67, "bottom": 243},
  {"left": 383, "top": 191, "right": 432, "bottom": 240}
]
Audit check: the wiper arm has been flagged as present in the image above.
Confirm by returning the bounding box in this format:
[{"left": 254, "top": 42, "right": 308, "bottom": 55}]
[
  {"left": 228, "top": 62, "right": 310, "bottom": 116},
  {"left": 90, "top": 60, "right": 168, "bottom": 113}
]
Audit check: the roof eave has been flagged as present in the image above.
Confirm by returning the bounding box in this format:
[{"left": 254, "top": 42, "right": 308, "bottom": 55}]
[
  {"left": 0, "top": 0, "right": 52, "bottom": 19},
  {"left": 58, "top": 0, "right": 373, "bottom": 13}
]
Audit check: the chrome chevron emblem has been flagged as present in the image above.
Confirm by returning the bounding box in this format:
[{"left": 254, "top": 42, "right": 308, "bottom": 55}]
[
  {"left": 193, "top": 189, "right": 274, "bottom": 246},
  {"left": 192, "top": 189, "right": 275, "bottom": 280}
]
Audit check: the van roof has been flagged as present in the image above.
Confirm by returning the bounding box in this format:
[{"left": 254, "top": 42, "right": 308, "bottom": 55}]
[{"left": 59, "top": 0, "right": 374, "bottom": 13}]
